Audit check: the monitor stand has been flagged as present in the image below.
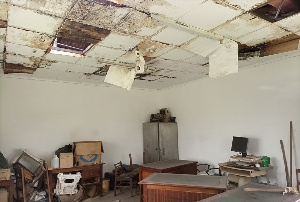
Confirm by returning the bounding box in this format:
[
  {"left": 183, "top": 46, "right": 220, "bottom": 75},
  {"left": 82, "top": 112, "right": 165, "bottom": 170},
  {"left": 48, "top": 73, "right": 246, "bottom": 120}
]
[{"left": 241, "top": 152, "right": 247, "bottom": 157}]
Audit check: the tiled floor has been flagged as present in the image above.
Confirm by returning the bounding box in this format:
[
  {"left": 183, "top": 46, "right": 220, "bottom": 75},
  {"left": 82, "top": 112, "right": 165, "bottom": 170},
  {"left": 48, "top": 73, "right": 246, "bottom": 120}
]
[{"left": 83, "top": 188, "right": 140, "bottom": 202}]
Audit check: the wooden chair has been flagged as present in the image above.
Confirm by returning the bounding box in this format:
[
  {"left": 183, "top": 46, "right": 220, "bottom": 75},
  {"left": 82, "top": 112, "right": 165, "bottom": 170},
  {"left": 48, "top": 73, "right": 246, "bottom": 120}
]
[
  {"left": 296, "top": 169, "right": 300, "bottom": 191},
  {"left": 114, "top": 161, "right": 138, "bottom": 197}
]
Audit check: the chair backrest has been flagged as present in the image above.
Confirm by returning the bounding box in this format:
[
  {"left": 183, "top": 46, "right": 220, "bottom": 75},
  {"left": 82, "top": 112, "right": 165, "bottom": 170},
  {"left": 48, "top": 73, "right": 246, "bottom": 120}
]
[{"left": 114, "top": 161, "right": 123, "bottom": 178}]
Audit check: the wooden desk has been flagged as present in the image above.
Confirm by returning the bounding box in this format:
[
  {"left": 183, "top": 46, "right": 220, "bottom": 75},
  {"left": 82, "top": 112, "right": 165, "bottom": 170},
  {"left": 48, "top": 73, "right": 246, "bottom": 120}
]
[
  {"left": 0, "top": 179, "right": 14, "bottom": 202},
  {"left": 48, "top": 163, "right": 104, "bottom": 200},
  {"left": 139, "top": 159, "right": 197, "bottom": 202},
  {"left": 219, "top": 163, "right": 272, "bottom": 185},
  {"left": 139, "top": 173, "right": 227, "bottom": 202}
]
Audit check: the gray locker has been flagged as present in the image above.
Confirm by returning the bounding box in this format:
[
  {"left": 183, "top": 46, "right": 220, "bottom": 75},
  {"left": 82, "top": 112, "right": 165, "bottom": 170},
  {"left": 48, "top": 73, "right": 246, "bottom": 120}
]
[{"left": 143, "top": 122, "right": 179, "bottom": 163}]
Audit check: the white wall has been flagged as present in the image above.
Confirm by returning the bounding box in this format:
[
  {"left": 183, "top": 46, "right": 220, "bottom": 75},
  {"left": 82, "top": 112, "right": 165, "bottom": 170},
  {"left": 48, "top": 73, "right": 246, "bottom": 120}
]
[
  {"left": 0, "top": 77, "right": 159, "bottom": 173},
  {"left": 159, "top": 53, "right": 300, "bottom": 187},
  {"left": 0, "top": 52, "right": 299, "bottom": 187}
]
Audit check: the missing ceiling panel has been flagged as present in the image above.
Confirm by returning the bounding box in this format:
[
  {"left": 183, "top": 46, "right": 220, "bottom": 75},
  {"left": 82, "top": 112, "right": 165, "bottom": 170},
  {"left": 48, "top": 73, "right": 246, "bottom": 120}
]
[
  {"left": 251, "top": 0, "right": 300, "bottom": 22},
  {"left": 104, "top": 65, "right": 136, "bottom": 90},
  {"left": 3, "top": 63, "right": 36, "bottom": 74},
  {"left": 51, "top": 20, "right": 110, "bottom": 56},
  {"left": 209, "top": 40, "right": 238, "bottom": 78}
]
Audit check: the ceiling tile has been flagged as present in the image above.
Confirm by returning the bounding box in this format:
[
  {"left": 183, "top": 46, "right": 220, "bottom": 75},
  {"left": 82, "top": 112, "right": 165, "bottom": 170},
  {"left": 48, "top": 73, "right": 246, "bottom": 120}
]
[
  {"left": 6, "top": 42, "right": 45, "bottom": 58},
  {"left": 275, "top": 13, "right": 300, "bottom": 33},
  {"left": 0, "top": 2, "right": 8, "bottom": 21},
  {"left": 68, "top": 64, "right": 98, "bottom": 74},
  {"left": 151, "top": 27, "right": 197, "bottom": 46},
  {"left": 6, "top": 27, "right": 53, "bottom": 50},
  {"left": 216, "top": 0, "right": 269, "bottom": 11},
  {"left": 182, "top": 54, "right": 209, "bottom": 66},
  {"left": 8, "top": 6, "right": 63, "bottom": 35},
  {"left": 137, "top": 40, "right": 173, "bottom": 58},
  {"left": 159, "top": 48, "right": 195, "bottom": 61},
  {"left": 100, "top": 33, "right": 142, "bottom": 51},
  {"left": 76, "top": 56, "right": 104, "bottom": 68},
  {"left": 141, "top": 0, "right": 205, "bottom": 20},
  {"left": 238, "top": 24, "right": 291, "bottom": 46},
  {"left": 209, "top": 40, "right": 238, "bottom": 78},
  {"left": 296, "top": 30, "right": 300, "bottom": 37},
  {"left": 0, "top": 53, "right": 3, "bottom": 61},
  {"left": 85, "top": 45, "right": 126, "bottom": 60},
  {"left": 116, "top": 52, "right": 136, "bottom": 64},
  {"left": 10, "top": 0, "right": 76, "bottom": 17},
  {"left": 44, "top": 53, "right": 80, "bottom": 63},
  {"left": 213, "top": 13, "right": 272, "bottom": 40},
  {"left": 42, "top": 61, "right": 72, "bottom": 70},
  {"left": 178, "top": 0, "right": 242, "bottom": 31},
  {"left": 67, "top": 0, "right": 130, "bottom": 30},
  {"left": 6, "top": 54, "right": 37, "bottom": 67},
  {"left": 181, "top": 36, "right": 221, "bottom": 57},
  {"left": 0, "top": 28, "right": 5, "bottom": 36},
  {"left": 114, "top": 10, "right": 164, "bottom": 37}
]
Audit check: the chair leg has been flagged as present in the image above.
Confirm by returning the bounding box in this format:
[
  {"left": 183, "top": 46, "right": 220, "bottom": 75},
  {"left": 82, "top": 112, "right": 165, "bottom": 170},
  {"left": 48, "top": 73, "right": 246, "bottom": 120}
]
[
  {"left": 114, "top": 181, "right": 117, "bottom": 196},
  {"left": 130, "top": 179, "right": 133, "bottom": 197}
]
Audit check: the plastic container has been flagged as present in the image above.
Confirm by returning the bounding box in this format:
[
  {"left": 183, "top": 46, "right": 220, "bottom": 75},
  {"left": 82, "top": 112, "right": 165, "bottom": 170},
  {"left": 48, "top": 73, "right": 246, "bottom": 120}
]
[
  {"left": 51, "top": 155, "right": 59, "bottom": 168},
  {"left": 102, "top": 179, "right": 110, "bottom": 193},
  {"left": 261, "top": 156, "right": 270, "bottom": 167}
]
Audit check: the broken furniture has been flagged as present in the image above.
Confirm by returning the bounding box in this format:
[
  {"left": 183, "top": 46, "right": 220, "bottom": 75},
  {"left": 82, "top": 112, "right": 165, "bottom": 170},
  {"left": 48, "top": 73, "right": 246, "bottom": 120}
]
[
  {"left": 201, "top": 182, "right": 300, "bottom": 202},
  {"left": 139, "top": 159, "right": 197, "bottom": 202},
  {"left": 54, "top": 172, "right": 81, "bottom": 195},
  {"left": 139, "top": 173, "right": 227, "bottom": 202},
  {"left": 197, "top": 164, "right": 222, "bottom": 176},
  {"left": 114, "top": 161, "right": 138, "bottom": 197},
  {"left": 219, "top": 162, "right": 272, "bottom": 186},
  {"left": 13, "top": 150, "right": 46, "bottom": 201},
  {"left": 143, "top": 122, "right": 179, "bottom": 164},
  {"left": 0, "top": 179, "right": 14, "bottom": 202},
  {"left": 47, "top": 163, "right": 104, "bottom": 200},
  {"left": 297, "top": 169, "right": 300, "bottom": 191}
]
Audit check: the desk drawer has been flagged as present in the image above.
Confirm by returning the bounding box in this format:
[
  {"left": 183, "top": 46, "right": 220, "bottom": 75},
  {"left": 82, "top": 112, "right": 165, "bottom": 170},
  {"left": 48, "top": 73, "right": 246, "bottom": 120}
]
[{"left": 81, "top": 166, "right": 101, "bottom": 179}]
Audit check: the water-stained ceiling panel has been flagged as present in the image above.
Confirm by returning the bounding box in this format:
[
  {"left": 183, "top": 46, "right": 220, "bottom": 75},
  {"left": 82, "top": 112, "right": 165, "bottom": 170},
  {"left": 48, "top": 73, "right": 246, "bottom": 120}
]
[
  {"left": 67, "top": 0, "right": 131, "bottom": 30},
  {"left": 159, "top": 48, "right": 196, "bottom": 61},
  {"left": 275, "top": 13, "right": 300, "bottom": 33},
  {"left": 215, "top": 0, "right": 269, "bottom": 11},
  {"left": 212, "top": 13, "right": 272, "bottom": 40},
  {"left": 6, "top": 27, "right": 53, "bottom": 50},
  {"left": 85, "top": 45, "right": 126, "bottom": 60},
  {"left": 6, "top": 42, "right": 45, "bottom": 58},
  {"left": 99, "top": 33, "right": 142, "bottom": 51},
  {"left": 238, "top": 24, "right": 291, "bottom": 46}
]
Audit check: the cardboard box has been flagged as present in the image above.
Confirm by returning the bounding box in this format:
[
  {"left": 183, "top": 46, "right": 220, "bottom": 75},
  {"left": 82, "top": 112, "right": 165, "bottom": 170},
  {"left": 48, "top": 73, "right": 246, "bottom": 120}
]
[
  {"left": 73, "top": 141, "right": 104, "bottom": 166},
  {"left": 60, "top": 153, "right": 73, "bottom": 168},
  {"left": 0, "top": 169, "right": 10, "bottom": 180},
  {"left": 0, "top": 189, "right": 8, "bottom": 202}
]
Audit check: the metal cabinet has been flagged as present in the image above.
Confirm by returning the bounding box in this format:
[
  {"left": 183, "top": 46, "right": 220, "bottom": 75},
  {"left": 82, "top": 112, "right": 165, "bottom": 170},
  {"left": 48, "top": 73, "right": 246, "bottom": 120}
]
[{"left": 143, "top": 122, "right": 179, "bottom": 163}]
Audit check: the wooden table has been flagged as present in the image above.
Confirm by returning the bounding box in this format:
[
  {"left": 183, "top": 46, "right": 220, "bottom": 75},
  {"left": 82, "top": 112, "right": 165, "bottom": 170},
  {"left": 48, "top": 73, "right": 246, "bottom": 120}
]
[
  {"left": 219, "top": 163, "right": 272, "bottom": 185},
  {"left": 139, "top": 159, "right": 197, "bottom": 201},
  {"left": 139, "top": 173, "right": 227, "bottom": 202},
  {"left": 48, "top": 163, "right": 104, "bottom": 200},
  {"left": 0, "top": 179, "right": 14, "bottom": 202}
]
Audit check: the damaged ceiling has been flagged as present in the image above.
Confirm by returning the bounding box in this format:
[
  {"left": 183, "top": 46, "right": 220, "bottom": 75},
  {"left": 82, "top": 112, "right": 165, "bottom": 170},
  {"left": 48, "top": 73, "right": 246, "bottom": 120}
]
[{"left": 0, "top": 0, "right": 299, "bottom": 89}]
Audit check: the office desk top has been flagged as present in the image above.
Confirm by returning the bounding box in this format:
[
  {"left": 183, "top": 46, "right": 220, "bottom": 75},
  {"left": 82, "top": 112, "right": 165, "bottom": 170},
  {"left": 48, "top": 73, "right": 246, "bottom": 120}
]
[
  {"left": 139, "top": 159, "right": 197, "bottom": 170},
  {"left": 201, "top": 182, "right": 300, "bottom": 202}
]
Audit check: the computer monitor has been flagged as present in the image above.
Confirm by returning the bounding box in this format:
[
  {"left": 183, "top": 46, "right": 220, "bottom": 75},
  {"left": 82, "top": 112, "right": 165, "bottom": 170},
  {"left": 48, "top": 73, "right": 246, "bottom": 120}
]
[{"left": 231, "top": 136, "right": 248, "bottom": 157}]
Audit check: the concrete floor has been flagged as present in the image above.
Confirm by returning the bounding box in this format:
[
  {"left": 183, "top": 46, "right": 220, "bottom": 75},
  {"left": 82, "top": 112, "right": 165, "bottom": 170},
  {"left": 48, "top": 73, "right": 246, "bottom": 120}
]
[{"left": 83, "top": 188, "right": 140, "bottom": 202}]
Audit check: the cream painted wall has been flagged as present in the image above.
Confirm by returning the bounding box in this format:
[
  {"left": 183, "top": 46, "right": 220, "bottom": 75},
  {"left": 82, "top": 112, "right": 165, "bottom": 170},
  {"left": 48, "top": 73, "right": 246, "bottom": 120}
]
[
  {"left": 159, "top": 52, "right": 300, "bottom": 187},
  {"left": 0, "top": 77, "right": 159, "bottom": 173}
]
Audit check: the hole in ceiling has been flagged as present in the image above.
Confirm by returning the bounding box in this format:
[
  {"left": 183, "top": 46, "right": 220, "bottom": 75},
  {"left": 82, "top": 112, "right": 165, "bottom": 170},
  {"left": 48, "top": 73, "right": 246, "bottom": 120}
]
[
  {"left": 251, "top": 0, "right": 300, "bottom": 22},
  {"left": 50, "top": 20, "right": 111, "bottom": 57},
  {"left": 51, "top": 37, "right": 93, "bottom": 57}
]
